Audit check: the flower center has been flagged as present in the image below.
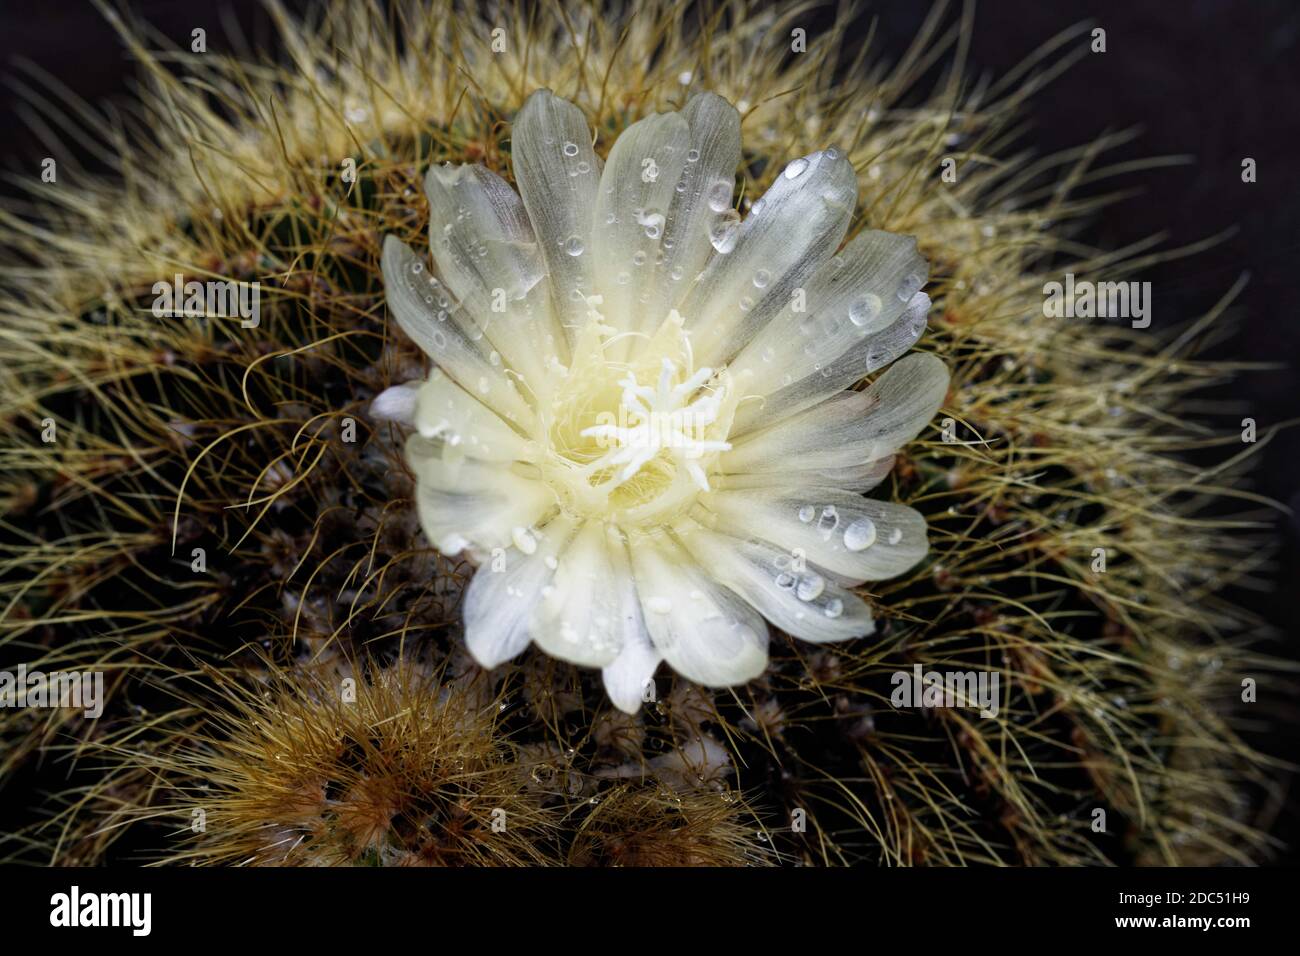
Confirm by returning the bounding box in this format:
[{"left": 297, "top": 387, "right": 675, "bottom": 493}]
[
  {"left": 579, "top": 358, "right": 731, "bottom": 493},
  {"left": 530, "top": 306, "right": 738, "bottom": 526}
]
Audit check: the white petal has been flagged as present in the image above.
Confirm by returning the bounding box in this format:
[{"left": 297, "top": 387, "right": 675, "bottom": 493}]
[
  {"left": 677, "top": 525, "right": 876, "bottom": 644},
  {"left": 601, "top": 628, "right": 660, "bottom": 714},
  {"left": 728, "top": 227, "right": 930, "bottom": 432},
  {"left": 721, "top": 352, "right": 948, "bottom": 475},
  {"left": 716, "top": 456, "right": 896, "bottom": 493},
  {"left": 627, "top": 533, "right": 768, "bottom": 687},
  {"left": 656, "top": 93, "right": 743, "bottom": 313},
  {"left": 463, "top": 515, "right": 579, "bottom": 668},
  {"left": 381, "top": 236, "right": 535, "bottom": 430},
  {"left": 733, "top": 291, "right": 930, "bottom": 435},
  {"left": 407, "top": 435, "right": 553, "bottom": 556},
  {"left": 702, "top": 486, "right": 930, "bottom": 584},
  {"left": 422, "top": 163, "right": 568, "bottom": 389},
  {"left": 369, "top": 383, "right": 421, "bottom": 425},
  {"left": 733, "top": 287, "right": 935, "bottom": 429},
  {"left": 530, "top": 520, "right": 626, "bottom": 668},
  {"left": 413, "top": 369, "right": 536, "bottom": 462},
  {"left": 511, "top": 89, "right": 601, "bottom": 341},
  {"left": 591, "top": 111, "right": 691, "bottom": 339},
  {"left": 680, "top": 148, "right": 857, "bottom": 369},
  {"left": 600, "top": 527, "right": 660, "bottom": 713}
]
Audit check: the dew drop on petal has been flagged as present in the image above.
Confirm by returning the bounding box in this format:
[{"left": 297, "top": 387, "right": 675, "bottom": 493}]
[
  {"left": 848, "top": 293, "right": 882, "bottom": 327},
  {"left": 795, "top": 572, "right": 824, "bottom": 601},
  {"left": 774, "top": 572, "right": 796, "bottom": 590},
  {"left": 888, "top": 527, "right": 903, "bottom": 545},
  {"left": 564, "top": 236, "right": 585, "bottom": 256},
  {"left": 706, "top": 179, "right": 733, "bottom": 213},
  {"left": 843, "top": 517, "right": 876, "bottom": 551},
  {"left": 784, "top": 157, "right": 810, "bottom": 179},
  {"left": 798, "top": 505, "right": 815, "bottom": 523},
  {"left": 753, "top": 268, "right": 771, "bottom": 289},
  {"left": 562, "top": 141, "right": 579, "bottom": 157},
  {"left": 817, "top": 505, "right": 839, "bottom": 538},
  {"left": 897, "top": 272, "right": 924, "bottom": 301},
  {"left": 636, "top": 208, "right": 665, "bottom": 239},
  {"left": 511, "top": 527, "right": 537, "bottom": 554},
  {"left": 823, "top": 598, "right": 844, "bottom": 619},
  {"left": 709, "top": 210, "right": 740, "bottom": 253},
  {"left": 686, "top": 147, "right": 700, "bottom": 162}
]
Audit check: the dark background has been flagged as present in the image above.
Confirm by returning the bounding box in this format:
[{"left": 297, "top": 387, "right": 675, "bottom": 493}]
[{"left": 2, "top": 0, "right": 1297, "bottom": 859}]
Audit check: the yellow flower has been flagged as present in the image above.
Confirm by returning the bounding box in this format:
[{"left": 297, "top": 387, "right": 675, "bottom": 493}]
[{"left": 373, "top": 89, "right": 948, "bottom": 711}]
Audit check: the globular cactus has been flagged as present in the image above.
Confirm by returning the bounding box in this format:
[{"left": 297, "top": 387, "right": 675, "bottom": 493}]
[{"left": 0, "top": 0, "right": 1286, "bottom": 867}]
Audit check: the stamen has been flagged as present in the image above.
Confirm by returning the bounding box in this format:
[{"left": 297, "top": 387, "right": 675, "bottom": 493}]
[{"left": 579, "top": 358, "right": 732, "bottom": 491}]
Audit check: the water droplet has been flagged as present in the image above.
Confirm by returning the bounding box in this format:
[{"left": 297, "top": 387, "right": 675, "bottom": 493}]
[
  {"left": 848, "top": 293, "right": 882, "bottom": 327},
  {"left": 823, "top": 598, "right": 843, "bottom": 618},
  {"left": 817, "top": 506, "right": 839, "bottom": 538},
  {"left": 562, "top": 141, "right": 579, "bottom": 157},
  {"left": 844, "top": 517, "right": 876, "bottom": 551},
  {"left": 411, "top": 262, "right": 424, "bottom": 274},
  {"left": 798, "top": 505, "right": 815, "bottom": 523},
  {"left": 708, "top": 210, "right": 740, "bottom": 253},
  {"left": 686, "top": 147, "right": 700, "bottom": 162},
  {"left": 897, "top": 272, "right": 924, "bottom": 301},
  {"left": 753, "top": 268, "right": 771, "bottom": 289},
  {"left": 564, "top": 235, "right": 585, "bottom": 256},
  {"left": 706, "top": 179, "right": 733, "bottom": 213},
  {"left": 784, "top": 157, "right": 809, "bottom": 179},
  {"left": 796, "top": 573, "right": 825, "bottom": 601},
  {"left": 887, "top": 528, "right": 903, "bottom": 545},
  {"left": 636, "top": 208, "right": 665, "bottom": 239},
  {"left": 774, "top": 572, "right": 796, "bottom": 590},
  {"left": 512, "top": 527, "right": 537, "bottom": 554}
]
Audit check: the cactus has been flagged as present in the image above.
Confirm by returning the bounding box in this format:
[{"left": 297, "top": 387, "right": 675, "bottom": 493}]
[{"left": 0, "top": 0, "right": 1285, "bottom": 866}]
